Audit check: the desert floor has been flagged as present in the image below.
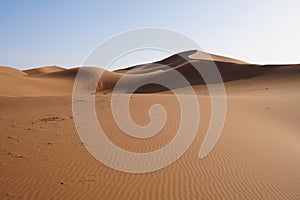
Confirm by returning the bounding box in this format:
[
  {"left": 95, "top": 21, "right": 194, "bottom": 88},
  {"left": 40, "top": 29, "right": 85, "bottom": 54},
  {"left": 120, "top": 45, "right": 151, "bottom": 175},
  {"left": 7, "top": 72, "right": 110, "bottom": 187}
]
[{"left": 1, "top": 51, "right": 300, "bottom": 199}]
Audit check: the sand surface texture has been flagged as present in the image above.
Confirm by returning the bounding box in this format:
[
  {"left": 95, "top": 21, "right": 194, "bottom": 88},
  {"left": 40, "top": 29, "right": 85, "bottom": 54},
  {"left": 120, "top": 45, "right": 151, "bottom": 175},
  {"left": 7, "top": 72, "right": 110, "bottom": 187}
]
[{"left": 1, "top": 50, "right": 300, "bottom": 199}]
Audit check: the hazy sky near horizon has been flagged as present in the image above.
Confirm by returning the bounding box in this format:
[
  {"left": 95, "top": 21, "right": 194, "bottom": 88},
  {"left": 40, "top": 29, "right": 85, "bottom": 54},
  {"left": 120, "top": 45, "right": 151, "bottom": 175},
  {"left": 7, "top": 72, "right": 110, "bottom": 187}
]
[{"left": 1, "top": 0, "right": 300, "bottom": 69}]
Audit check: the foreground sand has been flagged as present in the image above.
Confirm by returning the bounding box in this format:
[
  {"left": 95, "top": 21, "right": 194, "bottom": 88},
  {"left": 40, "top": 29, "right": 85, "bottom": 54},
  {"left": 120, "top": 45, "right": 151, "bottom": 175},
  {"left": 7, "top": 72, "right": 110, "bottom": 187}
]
[{"left": 1, "top": 51, "right": 300, "bottom": 199}]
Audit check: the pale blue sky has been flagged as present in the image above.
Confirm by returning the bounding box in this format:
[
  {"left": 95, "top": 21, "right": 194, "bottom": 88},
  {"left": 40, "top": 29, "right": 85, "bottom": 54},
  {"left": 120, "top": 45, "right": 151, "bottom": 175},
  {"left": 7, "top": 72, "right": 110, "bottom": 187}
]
[{"left": 1, "top": 0, "right": 300, "bottom": 69}]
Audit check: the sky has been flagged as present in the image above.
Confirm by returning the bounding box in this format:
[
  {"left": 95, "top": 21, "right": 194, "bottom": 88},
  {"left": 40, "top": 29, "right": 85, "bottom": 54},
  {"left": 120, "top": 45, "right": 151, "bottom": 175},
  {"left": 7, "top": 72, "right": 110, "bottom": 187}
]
[{"left": 1, "top": 0, "right": 300, "bottom": 70}]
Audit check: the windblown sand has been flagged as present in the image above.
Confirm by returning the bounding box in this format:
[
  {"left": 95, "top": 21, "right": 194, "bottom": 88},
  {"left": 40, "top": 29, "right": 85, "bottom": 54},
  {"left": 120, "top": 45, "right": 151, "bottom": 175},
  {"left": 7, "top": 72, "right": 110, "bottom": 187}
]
[{"left": 1, "top": 51, "right": 300, "bottom": 199}]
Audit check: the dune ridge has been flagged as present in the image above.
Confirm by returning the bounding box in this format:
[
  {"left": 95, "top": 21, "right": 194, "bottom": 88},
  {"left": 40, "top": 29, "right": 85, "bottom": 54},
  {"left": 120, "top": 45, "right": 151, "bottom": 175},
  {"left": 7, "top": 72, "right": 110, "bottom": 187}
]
[
  {"left": 1, "top": 50, "right": 299, "bottom": 96},
  {"left": 23, "top": 65, "right": 65, "bottom": 75}
]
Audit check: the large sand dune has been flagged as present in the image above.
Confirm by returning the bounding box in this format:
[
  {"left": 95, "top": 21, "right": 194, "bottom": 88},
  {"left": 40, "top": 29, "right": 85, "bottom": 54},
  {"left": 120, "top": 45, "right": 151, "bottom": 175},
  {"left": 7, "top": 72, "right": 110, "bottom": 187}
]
[
  {"left": 1, "top": 50, "right": 299, "bottom": 95},
  {"left": 1, "top": 51, "right": 300, "bottom": 199}
]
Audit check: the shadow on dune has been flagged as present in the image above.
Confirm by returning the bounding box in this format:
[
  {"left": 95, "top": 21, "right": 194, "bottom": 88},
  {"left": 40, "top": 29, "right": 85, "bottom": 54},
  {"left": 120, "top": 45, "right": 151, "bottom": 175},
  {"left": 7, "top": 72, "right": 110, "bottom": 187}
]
[{"left": 112, "top": 50, "right": 279, "bottom": 93}]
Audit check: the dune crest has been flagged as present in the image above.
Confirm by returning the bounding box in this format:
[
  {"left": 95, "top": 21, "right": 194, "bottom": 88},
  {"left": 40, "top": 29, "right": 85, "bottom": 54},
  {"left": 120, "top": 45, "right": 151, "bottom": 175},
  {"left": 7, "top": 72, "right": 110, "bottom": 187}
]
[
  {"left": 1, "top": 50, "right": 300, "bottom": 96},
  {"left": 0, "top": 66, "right": 26, "bottom": 76},
  {"left": 23, "top": 65, "right": 65, "bottom": 75},
  {"left": 189, "top": 50, "right": 248, "bottom": 64}
]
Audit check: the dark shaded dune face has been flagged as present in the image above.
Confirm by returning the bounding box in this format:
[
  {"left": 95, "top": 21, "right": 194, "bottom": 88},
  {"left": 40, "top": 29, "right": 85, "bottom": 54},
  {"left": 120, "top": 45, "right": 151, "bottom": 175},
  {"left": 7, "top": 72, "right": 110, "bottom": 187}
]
[
  {"left": 123, "top": 64, "right": 267, "bottom": 94},
  {"left": 111, "top": 50, "right": 300, "bottom": 94},
  {"left": 114, "top": 50, "right": 248, "bottom": 75},
  {"left": 114, "top": 50, "right": 198, "bottom": 74},
  {"left": 262, "top": 64, "right": 300, "bottom": 76},
  {"left": 135, "top": 84, "right": 172, "bottom": 93},
  {"left": 201, "top": 61, "right": 270, "bottom": 83},
  {"left": 155, "top": 50, "right": 198, "bottom": 68},
  {"left": 111, "top": 52, "right": 269, "bottom": 93}
]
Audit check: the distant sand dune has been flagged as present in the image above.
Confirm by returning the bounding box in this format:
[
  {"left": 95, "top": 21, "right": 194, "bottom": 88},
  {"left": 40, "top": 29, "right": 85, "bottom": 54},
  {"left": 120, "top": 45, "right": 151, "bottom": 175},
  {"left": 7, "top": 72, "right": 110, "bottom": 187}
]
[
  {"left": 95, "top": 51, "right": 300, "bottom": 93},
  {"left": 2, "top": 50, "right": 299, "bottom": 96},
  {"left": 23, "top": 65, "right": 65, "bottom": 75},
  {"left": 111, "top": 50, "right": 300, "bottom": 92},
  {"left": 0, "top": 66, "right": 27, "bottom": 76},
  {"left": 0, "top": 66, "right": 73, "bottom": 96}
]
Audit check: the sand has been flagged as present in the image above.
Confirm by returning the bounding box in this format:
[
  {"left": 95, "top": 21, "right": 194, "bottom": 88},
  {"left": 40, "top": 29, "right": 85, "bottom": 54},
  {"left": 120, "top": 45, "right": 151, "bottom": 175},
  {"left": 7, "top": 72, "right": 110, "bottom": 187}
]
[{"left": 0, "top": 51, "right": 300, "bottom": 199}]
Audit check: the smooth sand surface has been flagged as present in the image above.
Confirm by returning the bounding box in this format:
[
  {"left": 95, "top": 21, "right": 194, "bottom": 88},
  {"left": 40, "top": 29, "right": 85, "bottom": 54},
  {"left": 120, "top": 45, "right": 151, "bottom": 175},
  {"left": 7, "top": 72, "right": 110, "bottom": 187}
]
[
  {"left": 1, "top": 51, "right": 300, "bottom": 199},
  {"left": 23, "top": 66, "right": 65, "bottom": 75}
]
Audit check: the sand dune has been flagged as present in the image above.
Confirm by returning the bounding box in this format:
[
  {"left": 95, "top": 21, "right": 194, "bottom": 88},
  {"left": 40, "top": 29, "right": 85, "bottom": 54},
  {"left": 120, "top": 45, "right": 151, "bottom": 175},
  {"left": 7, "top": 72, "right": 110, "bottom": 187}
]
[
  {"left": 189, "top": 50, "right": 248, "bottom": 64},
  {"left": 1, "top": 50, "right": 299, "bottom": 96},
  {"left": 111, "top": 50, "right": 300, "bottom": 93},
  {"left": 1, "top": 50, "right": 300, "bottom": 199},
  {"left": 0, "top": 67, "right": 74, "bottom": 96},
  {"left": 23, "top": 65, "right": 65, "bottom": 75},
  {"left": 0, "top": 66, "right": 27, "bottom": 76}
]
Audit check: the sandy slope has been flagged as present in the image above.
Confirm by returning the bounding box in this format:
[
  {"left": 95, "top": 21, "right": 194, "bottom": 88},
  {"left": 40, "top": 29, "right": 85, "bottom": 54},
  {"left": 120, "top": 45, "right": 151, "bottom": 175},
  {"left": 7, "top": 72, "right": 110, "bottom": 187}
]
[
  {"left": 23, "top": 66, "right": 65, "bottom": 75},
  {"left": 0, "top": 51, "right": 300, "bottom": 199},
  {"left": 0, "top": 66, "right": 74, "bottom": 96},
  {"left": 188, "top": 50, "right": 248, "bottom": 64}
]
